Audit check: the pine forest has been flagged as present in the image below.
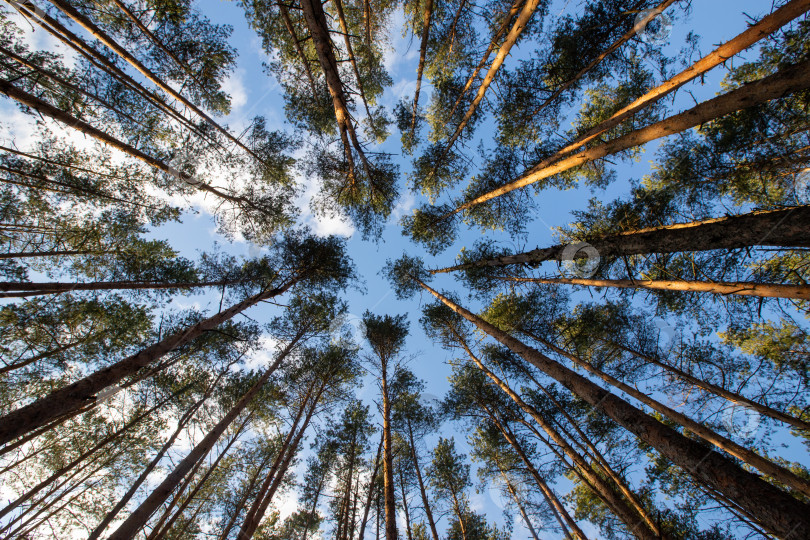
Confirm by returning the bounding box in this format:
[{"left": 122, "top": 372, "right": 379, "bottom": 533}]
[{"left": 0, "top": 0, "right": 809, "bottom": 537}]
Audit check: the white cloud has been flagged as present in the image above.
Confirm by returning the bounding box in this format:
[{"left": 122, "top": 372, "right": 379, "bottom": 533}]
[{"left": 222, "top": 68, "right": 249, "bottom": 113}]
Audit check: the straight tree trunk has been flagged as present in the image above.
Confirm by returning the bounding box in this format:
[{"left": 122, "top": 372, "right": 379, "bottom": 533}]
[
  {"left": 611, "top": 341, "right": 810, "bottom": 432},
  {"left": 499, "top": 471, "right": 543, "bottom": 540},
  {"left": 238, "top": 384, "right": 323, "bottom": 539},
  {"left": 0, "top": 279, "right": 235, "bottom": 296},
  {"left": 278, "top": 2, "right": 320, "bottom": 97},
  {"left": 99, "top": 336, "right": 302, "bottom": 540},
  {"left": 0, "top": 389, "right": 179, "bottom": 521},
  {"left": 44, "top": 0, "right": 262, "bottom": 162},
  {"left": 445, "top": 0, "right": 524, "bottom": 123},
  {"left": 494, "top": 275, "right": 810, "bottom": 300},
  {"left": 414, "top": 277, "right": 810, "bottom": 538},
  {"left": 87, "top": 370, "right": 230, "bottom": 540},
  {"left": 410, "top": 0, "right": 435, "bottom": 138},
  {"left": 449, "top": 57, "right": 810, "bottom": 215},
  {"left": 150, "top": 416, "right": 250, "bottom": 540},
  {"left": 399, "top": 468, "right": 414, "bottom": 540},
  {"left": 0, "top": 80, "right": 258, "bottom": 210},
  {"left": 458, "top": 337, "right": 658, "bottom": 539},
  {"left": 299, "top": 0, "right": 369, "bottom": 182},
  {"left": 526, "top": 332, "right": 810, "bottom": 498},
  {"left": 432, "top": 206, "right": 810, "bottom": 274},
  {"left": 218, "top": 452, "right": 275, "bottom": 540},
  {"left": 357, "top": 434, "right": 383, "bottom": 540},
  {"left": 0, "top": 278, "right": 299, "bottom": 446},
  {"left": 545, "top": 0, "right": 810, "bottom": 165},
  {"left": 380, "top": 356, "right": 398, "bottom": 540},
  {"left": 529, "top": 0, "right": 674, "bottom": 116},
  {"left": 333, "top": 0, "right": 374, "bottom": 120},
  {"left": 430, "top": 0, "right": 541, "bottom": 178},
  {"left": 406, "top": 419, "right": 440, "bottom": 540}
]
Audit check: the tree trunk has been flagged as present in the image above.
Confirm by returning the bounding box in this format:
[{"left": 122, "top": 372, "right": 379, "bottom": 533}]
[
  {"left": 0, "top": 80, "right": 256, "bottom": 209},
  {"left": 450, "top": 57, "right": 810, "bottom": 214},
  {"left": 431, "top": 0, "right": 541, "bottom": 175},
  {"left": 410, "top": 0, "right": 435, "bottom": 138},
  {"left": 298, "top": 0, "right": 368, "bottom": 181},
  {"left": 0, "top": 250, "right": 114, "bottom": 260},
  {"left": 0, "top": 278, "right": 299, "bottom": 446},
  {"left": 104, "top": 336, "right": 302, "bottom": 540},
  {"left": 415, "top": 278, "right": 810, "bottom": 538},
  {"left": 44, "top": 0, "right": 262, "bottom": 162},
  {"left": 463, "top": 341, "right": 656, "bottom": 539},
  {"left": 399, "top": 468, "right": 413, "bottom": 540},
  {"left": 530, "top": 0, "right": 674, "bottom": 116},
  {"left": 432, "top": 206, "right": 810, "bottom": 274},
  {"left": 548, "top": 0, "right": 810, "bottom": 162},
  {"left": 333, "top": 0, "right": 374, "bottom": 120},
  {"left": 406, "top": 419, "right": 440, "bottom": 540},
  {"left": 494, "top": 275, "right": 810, "bottom": 300},
  {"left": 150, "top": 417, "right": 249, "bottom": 540},
  {"left": 611, "top": 341, "right": 810, "bottom": 432},
  {"left": 381, "top": 356, "right": 398, "bottom": 540},
  {"left": 0, "top": 279, "right": 235, "bottom": 297},
  {"left": 357, "top": 434, "right": 383, "bottom": 540},
  {"left": 87, "top": 371, "right": 229, "bottom": 540},
  {"left": 0, "top": 389, "right": 178, "bottom": 521},
  {"left": 218, "top": 452, "right": 275, "bottom": 540},
  {"left": 278, "top": 2, "right": 320, "bottom": 97},
  {"left": 238, "top": 379, "right": 325, "bottom": 539},
  {"left": 527, "top": 332, "right": 810, "bottom": 498},
  {"left": 500, "top": 471, "right": 543, "bottom": 540}
]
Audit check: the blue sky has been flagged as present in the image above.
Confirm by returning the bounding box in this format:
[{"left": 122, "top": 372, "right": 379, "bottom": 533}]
[{"left": 1, "top": 0, "right": 802, "bottom": 536}]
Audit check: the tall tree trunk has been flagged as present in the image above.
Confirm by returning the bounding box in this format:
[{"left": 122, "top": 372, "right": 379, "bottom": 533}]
[
  {"left": 380, "top": 356, "right": 398, "bottom": 540},
  {"left": 333, "top": 0, "right": 374, "bottom": 120},
  {"left": 611, "top": 341, "right": 810, "bottom": 432},
  {"left": 277, "top": 2, "right": 320, "bottom": 97},
  {"left": 0, "top": 279, "right": 235, "bottom": 297},
  {"left": 44, "top": 0, "right": 262, "bottom": 162},
  {"left": 494, "top": 275, "right": 810, "bottom": 300},
  {"left": 105, "top": 336, "right": 302, "bottom": 540},
  {"left": 546, "top": 0, "right": 810, "bottom": 164},
  {"left": 428, "top": 0, "right": 541, "bottom": 181},
  {"left": 218, "top": 452, "right": 275, "bottom": 540},
  {"left": 299, "top": 0, "right": 369, "bottom": 182},
  {"left": 0, "top": 389, "right": 179, "bottom": 521},
  {"left": 462, "top": 340, "right": 657, "bottom": 539},
  {"left": 526, "top": 332, "right": 810, "bottom": 498},
  {"left": 238, "top": 387, "right": 322, "bottom": 539},
  {"left": 406, "top": 419, "right": 440, "bottom": 540},
  {"left": 150, "top": 417, "right": 249, "bottom": 540},
  {"left": 432, "top": 206, "right": 810, "bottom": 274},
  {"left": 530, "top": 0, "right": 674, "bottom": 116},
  {"left": 410, "top": 0, "right": 435, "bottom": 138},
  {"left": 0, "top": 278, "right": 300, "bottom": 446},
  {"left": 0, "top": 80, "right": 258, "bottom": 210},
  {"left": 399, "top": 468, "right": 413, "bottom": 540},
  {"left": 415, "top": 278, "right": 810, "bottom": 538},
  {"left": 499, "top": 471, "right": 543, "bottom": 540},
  {"left": 357, "top": 434, "right": 383, "bottom": 540},
  {"left": 9, "top": 1, "right": 212, "bottom": 143},
  {"left": 449, "top": 57, "right": 810, "bottom": 215},
  {"left": 445, "top": 0, "right": 524, "bottom": 123},
  {"left": 88, "top": 370, "right": 230, "bottom": 540}
]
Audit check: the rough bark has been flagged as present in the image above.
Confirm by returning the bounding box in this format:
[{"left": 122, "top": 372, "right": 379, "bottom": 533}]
[
  {"left": 406, "top": 419, "right": 440, "bottom": 540},
  {"left": 416, "top": 278, "right": 810, "bottom": 538},
  {"left": 432, "top": 206, "right": 810, "bottom": 273},
  {"left": 493, "top": 275, "right": 810, "bottom": 300},
  {"left": 380, "top": 356, "right": 398, "bottom": 540},
  {"left": 528, "top": 332, "right": 810, "bottom": 498},
  {"left": 0, "top": 279, "right": 298, "bottom": 446},
  {"left": 612, "top": 342, "right": 810, "bottom": 432},
  {"left": 450, "top": 57, "right": 810, "bottom": 214}
]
